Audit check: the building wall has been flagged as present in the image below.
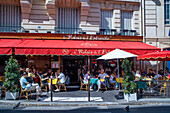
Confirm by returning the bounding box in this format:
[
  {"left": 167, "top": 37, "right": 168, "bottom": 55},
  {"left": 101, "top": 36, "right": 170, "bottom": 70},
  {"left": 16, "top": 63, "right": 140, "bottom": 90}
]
[
  {"left": 18, "top": 0, "right": 141, "bottom": 34},
  {"left": 144, "top": 0, "right": 170, "bottom": 49}
]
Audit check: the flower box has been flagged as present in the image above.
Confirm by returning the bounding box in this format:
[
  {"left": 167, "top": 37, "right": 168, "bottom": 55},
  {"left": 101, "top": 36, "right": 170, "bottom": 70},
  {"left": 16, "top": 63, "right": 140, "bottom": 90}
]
[
  {"left": 124, "top": 93, "right": 137, "bottom": 102},
  {"left": 5, "top": 91, "right": 19, "bottom": 100}
]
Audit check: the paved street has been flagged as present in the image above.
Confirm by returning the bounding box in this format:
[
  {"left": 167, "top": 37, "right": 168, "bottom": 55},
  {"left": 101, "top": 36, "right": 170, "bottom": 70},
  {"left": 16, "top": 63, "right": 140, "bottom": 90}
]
[{"left": 0, "top": 104, "right": 170, "bottom": 113}]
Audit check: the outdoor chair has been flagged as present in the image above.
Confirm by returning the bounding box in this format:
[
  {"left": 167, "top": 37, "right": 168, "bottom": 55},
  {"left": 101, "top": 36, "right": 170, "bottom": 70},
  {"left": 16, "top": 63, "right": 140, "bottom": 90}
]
[
  {"left": 58, "top": 76, "right": 68, "bottom": 92},
  {"left": 108, "top": 80, "right": 115, "bottom": 89},
  {"left": 116, "top": 78, "right": 124, "bottom": 89},
  {"left": 39, "top": 76, "right": 48, "bottom": 92},
  {"left": 80, "top": 76, "right": 88, "bottom": 91},
  {"left": 99, "top": 83, "right": 107, "bottom": 91},
  {"left": 160, "top": 82, "right": 167, "bottom": 96},
  {"left": 19, "top": 81, "right": 31, "bottom": 100}
]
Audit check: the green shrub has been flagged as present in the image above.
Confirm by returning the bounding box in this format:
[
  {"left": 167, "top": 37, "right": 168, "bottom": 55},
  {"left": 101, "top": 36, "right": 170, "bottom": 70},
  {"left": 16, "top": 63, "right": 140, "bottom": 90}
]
[
  {"left": 122, "top": 59, "right": 136, "bottom": 94},
  {"left": 4, "top": 56, "right": 20, "bottom": 93}
]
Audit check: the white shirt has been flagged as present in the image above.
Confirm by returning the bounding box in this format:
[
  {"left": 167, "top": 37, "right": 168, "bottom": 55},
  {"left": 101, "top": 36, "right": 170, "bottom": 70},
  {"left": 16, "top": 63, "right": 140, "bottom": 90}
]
[
  {"left": 135, "top": 73, "right": 141, "bottom": 78},
  {"left": 58, "top": 73, "right": 65, "bottom": 83},
  {"left": 154, "top": 74, "right": 162, "bottom": 80},
  {"left": 109, "top": 75, "right": 114, "bottom": 81}
]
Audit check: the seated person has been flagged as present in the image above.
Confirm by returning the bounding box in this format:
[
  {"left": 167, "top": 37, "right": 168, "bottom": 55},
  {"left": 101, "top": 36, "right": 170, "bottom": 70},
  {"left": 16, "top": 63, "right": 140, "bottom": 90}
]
[
  {"left": 135, "top": 70, "right": 141, "bottom": 79},
  {"left": 43, "top": 69, "right": 53, "bottom": 92},
  {"left": 141, "top": 69, "right": 147, "bottom": 77},
  {"left": 147, "top": 69, "right": 155, "bottom": 78},
  {"left": 83, "top": 71, "right": 90, "bottom": 84},
  {"left": 31, "top": 68, "right": 41, "bottom": 86},
  {"left": 41, "top": 74, "right": 49, "bottom": 86},
  {"left": 20, "top": 72, "right": 43, "bottom": 101},
  {"left": 109, "top": 72, "right": 118, "bottom": 89},
  {"left": 97, "top": 69, "right": 110, "bottom": 92},
  {"left": 153, "top": 71, "right": 162, "bottom": 80},
  {"left": 54, "top": 71, "right": 65, "bottom": 92}
]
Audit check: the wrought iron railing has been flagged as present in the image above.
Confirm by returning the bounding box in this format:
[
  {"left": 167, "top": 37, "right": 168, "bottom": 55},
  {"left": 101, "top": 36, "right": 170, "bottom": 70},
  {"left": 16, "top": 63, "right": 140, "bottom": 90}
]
[
  {"left": 99, "top": 29, "right": 117, "bottom": 35},
  {"left": 54, "top": 26, "right": 83, "bottom": 34},
  {"left": 0, "top": 26, "right": 24, "bottom": 33},
  {"left": 120, "top": 29, "right": 139, "bottom": 36},
  {"left": 99, "top": 29, "right": 139, "bottom": 36}
]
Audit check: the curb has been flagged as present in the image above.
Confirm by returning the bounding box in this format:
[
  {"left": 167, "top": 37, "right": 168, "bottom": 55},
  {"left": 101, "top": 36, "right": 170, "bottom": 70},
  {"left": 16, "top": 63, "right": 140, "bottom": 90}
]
[{"left": 0, "top": 100, "right": 166, "bottom": 106}]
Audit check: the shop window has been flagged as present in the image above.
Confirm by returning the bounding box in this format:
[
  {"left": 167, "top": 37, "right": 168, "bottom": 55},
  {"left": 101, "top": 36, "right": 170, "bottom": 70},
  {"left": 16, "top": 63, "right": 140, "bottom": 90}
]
[{"left": 0, "top": 4, "right": 21, "bottom": 32}]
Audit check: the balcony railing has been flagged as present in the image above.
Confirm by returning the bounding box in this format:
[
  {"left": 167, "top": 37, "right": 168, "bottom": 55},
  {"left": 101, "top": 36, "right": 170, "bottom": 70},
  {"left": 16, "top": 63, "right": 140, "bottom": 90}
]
[
  {"left": 99, "top": 29, "right": 117, "bottom": 35},
  {"left": 0, "top": 26, "right": 24, "bottom": 33},
  {"left": 54, "top": 26, "right": 82, "bottom": 34},
  {"left": 99, "top": 28, "right": 139, "bottom": 36},
  {"left": 120, "top": 29, "right": 139, "bottom": 36}
]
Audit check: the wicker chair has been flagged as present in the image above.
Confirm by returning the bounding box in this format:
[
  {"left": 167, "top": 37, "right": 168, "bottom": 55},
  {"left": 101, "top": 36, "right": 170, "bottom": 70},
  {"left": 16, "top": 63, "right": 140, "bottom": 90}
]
[
  {"left": 19, "top": 81, "right": 31, "bottom": 100},
  {"left": 80, "top": 76, "right": 88, "bottom": 91},
  {"left": 58, "top": 76, "right": 68, "bottom": 92}
]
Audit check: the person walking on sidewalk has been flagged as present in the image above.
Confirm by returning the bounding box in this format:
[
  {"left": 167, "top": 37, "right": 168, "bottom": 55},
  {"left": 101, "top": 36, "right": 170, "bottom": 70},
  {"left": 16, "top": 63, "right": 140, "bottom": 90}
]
[{"left": 20, "top": 72, "right": 43, "bottom": 101}]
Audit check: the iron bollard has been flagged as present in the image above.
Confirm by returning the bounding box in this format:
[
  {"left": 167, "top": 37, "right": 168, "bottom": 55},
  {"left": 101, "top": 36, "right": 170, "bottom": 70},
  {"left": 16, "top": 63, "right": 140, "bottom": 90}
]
[
  {"left": 88, "top": 76, "right": 90, "bottom": 102},
  {"left": 51, "top": 78, "right": 53, "bottom": 102}
]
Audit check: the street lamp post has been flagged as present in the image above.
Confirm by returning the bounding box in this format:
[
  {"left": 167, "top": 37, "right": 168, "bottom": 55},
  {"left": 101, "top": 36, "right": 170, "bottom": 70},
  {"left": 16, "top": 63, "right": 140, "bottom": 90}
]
[
  {"left": 51, "top": 78, "right": 53, "bottom": 102},
  {"left": 88, "top": 76, "right": 90, "bottom": 102}
]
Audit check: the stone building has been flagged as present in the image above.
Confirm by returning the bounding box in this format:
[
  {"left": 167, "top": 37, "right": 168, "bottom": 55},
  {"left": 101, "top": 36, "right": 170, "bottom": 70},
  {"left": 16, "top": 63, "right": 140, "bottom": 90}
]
[{"left": 0, "top": 0, "right": 160, "bottom": 82}]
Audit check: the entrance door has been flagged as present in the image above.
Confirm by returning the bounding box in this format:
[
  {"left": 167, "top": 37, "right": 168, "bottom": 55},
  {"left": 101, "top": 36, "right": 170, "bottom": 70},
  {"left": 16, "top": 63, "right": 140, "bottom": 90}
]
[{"left": 63, "top": 56, "right": 86, "bottom": 84}]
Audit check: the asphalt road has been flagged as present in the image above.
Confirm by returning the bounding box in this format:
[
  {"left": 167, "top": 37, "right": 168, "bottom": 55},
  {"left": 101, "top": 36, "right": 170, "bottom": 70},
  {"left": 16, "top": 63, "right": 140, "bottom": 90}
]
[{"left": 0, "top": 104, "right": 170, "bottom": 113}]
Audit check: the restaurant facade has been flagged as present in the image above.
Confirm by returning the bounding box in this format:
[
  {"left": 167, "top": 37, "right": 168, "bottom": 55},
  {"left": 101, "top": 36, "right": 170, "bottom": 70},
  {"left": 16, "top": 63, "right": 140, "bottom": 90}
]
[{"left": 0, "top": 0, "right": 160, "bottom": 83}]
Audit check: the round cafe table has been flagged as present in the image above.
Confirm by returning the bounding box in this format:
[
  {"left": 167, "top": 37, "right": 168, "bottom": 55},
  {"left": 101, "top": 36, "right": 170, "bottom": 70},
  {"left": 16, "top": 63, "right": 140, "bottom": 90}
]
[
  {"left": 47, "top": 78, "right": 58, "bottom": 85},
  {"left": 90, "top": 78, "right": 98, "bottom": 86}
]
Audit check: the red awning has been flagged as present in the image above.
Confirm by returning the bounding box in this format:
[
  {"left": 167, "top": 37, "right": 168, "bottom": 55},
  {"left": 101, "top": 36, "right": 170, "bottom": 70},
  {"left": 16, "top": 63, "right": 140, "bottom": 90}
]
[
  {"left": 13, "top": 39, "right": 160, "bottom": 55},
  {"left": 0, "top": 39, "right": 22, "bottom": 55},
  {"left": 137, "top": 50, "right": 170, "bottom": 61}
]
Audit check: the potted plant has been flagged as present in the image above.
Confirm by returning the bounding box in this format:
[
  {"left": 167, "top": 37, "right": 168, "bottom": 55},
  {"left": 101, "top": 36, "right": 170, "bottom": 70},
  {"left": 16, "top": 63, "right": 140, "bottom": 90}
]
[
  {"left": 122, "top": 59, "right": 137, "bottom": 102},
  {"left": 4, "top": 56, "right": 20, "bottom": 100}
]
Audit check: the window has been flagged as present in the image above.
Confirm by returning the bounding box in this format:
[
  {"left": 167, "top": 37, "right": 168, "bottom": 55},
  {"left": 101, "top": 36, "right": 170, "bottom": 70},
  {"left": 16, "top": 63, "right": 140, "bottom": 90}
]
[
  {"left": 165, "top": 0, "right": 170, "bottom": 24},
  {"left": 100, "top": 10, "right": 113, "bottom": 29},
  {"left": 56, "top": 8, "right": 80, "bottom": 34},
  {"left": 121, "top": 11, "right": 133, "bottom": 30},
  {"left": 0, "top": 4, "right": 21, "bottom": 32}
]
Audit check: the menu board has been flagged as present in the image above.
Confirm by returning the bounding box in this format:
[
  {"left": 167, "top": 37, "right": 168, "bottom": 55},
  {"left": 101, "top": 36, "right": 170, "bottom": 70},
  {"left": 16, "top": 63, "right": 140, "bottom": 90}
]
[{"left": 51, "top": 61, "right": 59, "bottom": 68}]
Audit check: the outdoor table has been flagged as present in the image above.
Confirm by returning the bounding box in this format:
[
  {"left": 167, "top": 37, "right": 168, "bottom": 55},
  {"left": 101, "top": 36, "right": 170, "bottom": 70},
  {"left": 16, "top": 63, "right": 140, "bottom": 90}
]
[
  {"left": 136, "top": 81, "right": 147, "bottom": 90},
  {"left": 90, "top": 78, "right": 98, "bottom": 86},
  {"left": 47, "top": 78, "right": 58, "bottom": 85}
]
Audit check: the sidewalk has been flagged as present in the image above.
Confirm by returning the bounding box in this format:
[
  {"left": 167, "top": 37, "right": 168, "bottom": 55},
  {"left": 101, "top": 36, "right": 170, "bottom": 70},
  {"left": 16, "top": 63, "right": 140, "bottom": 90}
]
[{"left": 1, "top": 90, "right": 170, "bottom": 106}]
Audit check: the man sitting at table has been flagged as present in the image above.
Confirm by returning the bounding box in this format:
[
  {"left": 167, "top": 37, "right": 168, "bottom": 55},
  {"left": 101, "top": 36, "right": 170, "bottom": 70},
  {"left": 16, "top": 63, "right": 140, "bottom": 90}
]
[
  {"left": 147, "top": 69, "right": 155, "bottom": 78},
  {"left": 54, "top": 71, "right": 65, "bottom": 92},
  {"left": 43, "top": 69, "right": 53, "bottom": 93},
  {"left": 20, "top": 72, "right": 43, "bottom": 101},
  {"left": 97, "top": 69, "right": 110, "bottom": 92},
  {"left": 153, "top": 71, "right": 162, "bottom": 80}
]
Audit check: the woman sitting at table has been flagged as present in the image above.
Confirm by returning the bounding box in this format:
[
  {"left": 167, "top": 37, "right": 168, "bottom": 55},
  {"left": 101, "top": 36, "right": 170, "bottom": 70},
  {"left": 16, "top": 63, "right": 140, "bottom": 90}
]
[
  {"left": 54, "top": 71, "right": 65, "bottom": 92},
  {"left": 135, "top": 70, "right": 141, "bottom": 81},
  {"left": 109, "top": 72, "right": 118, "bottom": 89},
  {"left": 31, "top": 68, "right": 41, "bottom": 86},
  {"left": 83, "top": 71, "right": 90, "bottom": 84}
]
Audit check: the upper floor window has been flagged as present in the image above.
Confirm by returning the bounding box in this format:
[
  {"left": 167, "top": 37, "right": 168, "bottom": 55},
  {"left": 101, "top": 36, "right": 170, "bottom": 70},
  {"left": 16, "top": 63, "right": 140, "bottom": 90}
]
[
  {"left": 55, "top": 8, "right": 80, "bottom": 34},
  {"left": 165, "top": 0, "right": 170, "bottom": 24},
  {"left": 100, "top": 10, "right": 114, "bottom": 35},
  {"left": 0, "top": 4, "right": 21, "bottom": 32},
  {"left": 121, "top": 11, "right": 133, "bottom": 35}
]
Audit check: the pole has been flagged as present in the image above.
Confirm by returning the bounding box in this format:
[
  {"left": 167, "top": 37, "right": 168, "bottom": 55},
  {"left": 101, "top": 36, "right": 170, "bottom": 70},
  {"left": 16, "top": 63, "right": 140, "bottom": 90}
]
[
  {"left": 51, "top": 78, "right": 53, "bottom": 102},
  {"left": 117, "top": 58, "right": 120, "bottom": 90},
  {"left": 157, "top": 60, "right": 158, "bottom": 84},
  {"left": 88, "top": 76, "right": 90, "bottom": 102}
]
